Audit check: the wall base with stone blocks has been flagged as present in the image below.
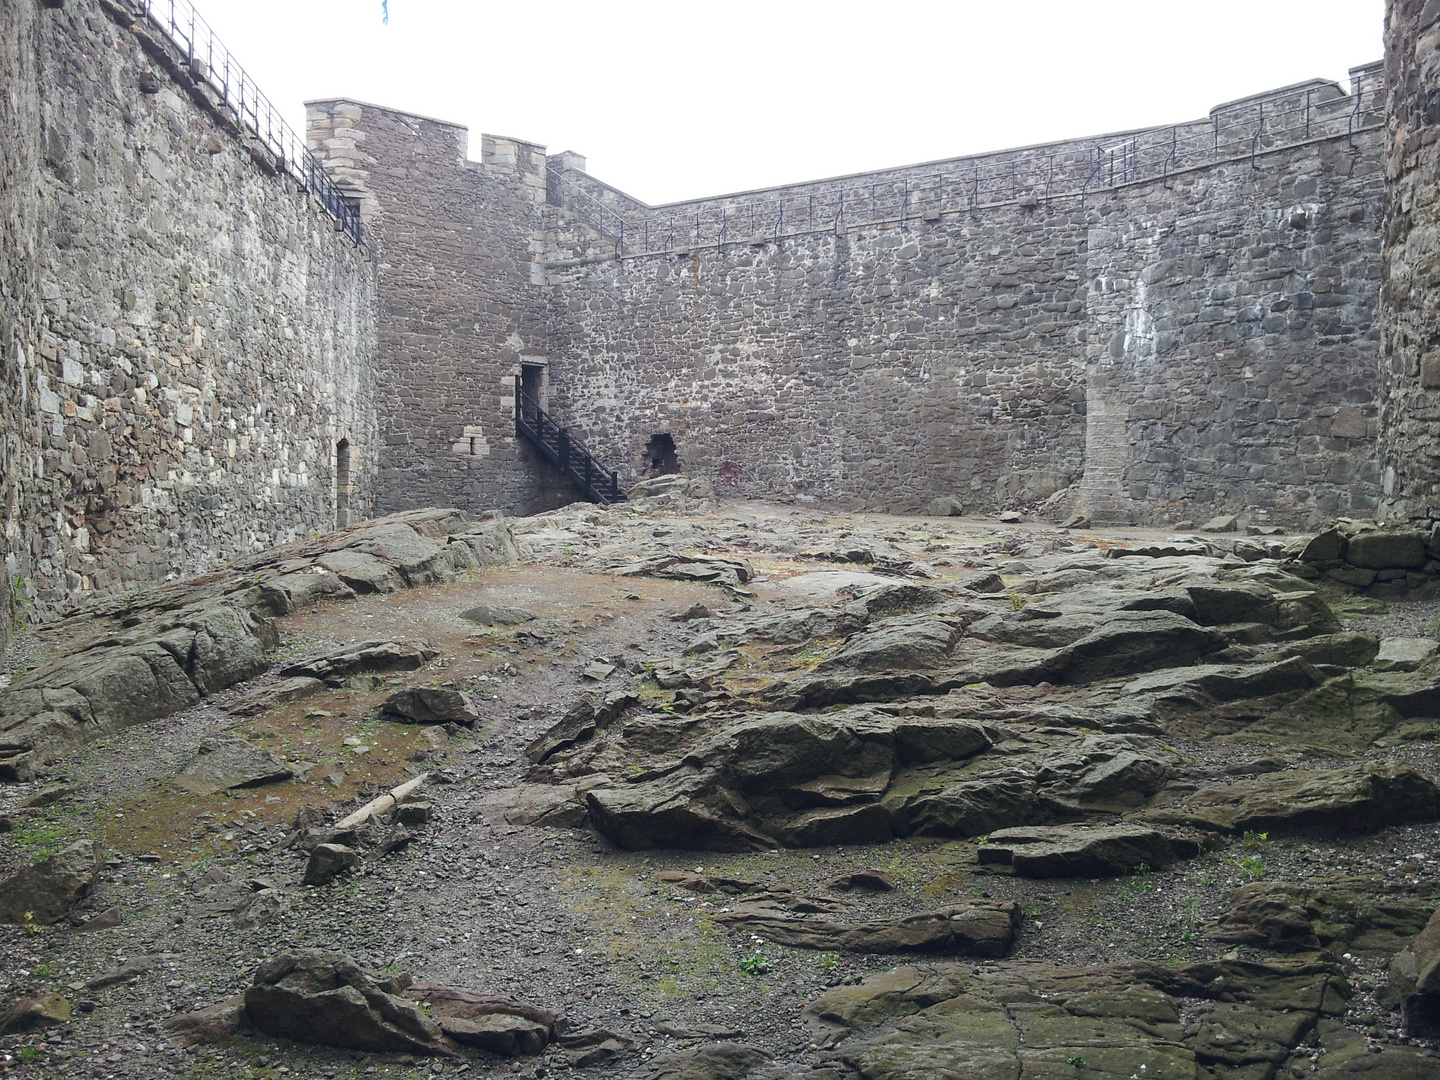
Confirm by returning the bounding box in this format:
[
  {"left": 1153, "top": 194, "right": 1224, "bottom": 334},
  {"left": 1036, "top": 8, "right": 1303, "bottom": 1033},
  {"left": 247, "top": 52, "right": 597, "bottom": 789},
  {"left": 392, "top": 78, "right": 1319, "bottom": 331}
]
[{"left": 0, "top": 0, "right": 378, "bottom": 613}]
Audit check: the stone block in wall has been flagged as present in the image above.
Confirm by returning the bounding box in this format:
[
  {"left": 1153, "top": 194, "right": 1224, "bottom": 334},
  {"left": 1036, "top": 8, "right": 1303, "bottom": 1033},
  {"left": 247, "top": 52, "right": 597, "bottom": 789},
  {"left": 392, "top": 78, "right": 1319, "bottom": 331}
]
[{"left": 1421, "top": 351, "right": 1440, "bottom": 389}]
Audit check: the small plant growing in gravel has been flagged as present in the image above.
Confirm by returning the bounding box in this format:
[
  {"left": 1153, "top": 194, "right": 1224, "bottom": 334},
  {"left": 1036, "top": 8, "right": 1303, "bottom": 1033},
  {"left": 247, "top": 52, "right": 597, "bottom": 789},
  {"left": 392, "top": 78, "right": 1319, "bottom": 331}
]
[
  {"left": 17, "top": 1046, "right": 38, "bottom": 1064},
  {"left": 1063, "top": 1054, "right": 1086, "bottom": 1069},
  {"left": 1241, "top": 830, "right": 1272, "bottom": 852},
  {"left": 1181, "top": 897, "right": 1202, "bottom": 941},
  {"left": 1008, "top": 591, "right": 1028, "bottom": 611},
  {"left": 740, "top": 952, "right": 771, "bottom": 976},
  {"left": 20, "top": 911, "right": 39, "bottom": 937},
  {"left": 1238, "top": 855, "right": 1266, "bottom": 880}
]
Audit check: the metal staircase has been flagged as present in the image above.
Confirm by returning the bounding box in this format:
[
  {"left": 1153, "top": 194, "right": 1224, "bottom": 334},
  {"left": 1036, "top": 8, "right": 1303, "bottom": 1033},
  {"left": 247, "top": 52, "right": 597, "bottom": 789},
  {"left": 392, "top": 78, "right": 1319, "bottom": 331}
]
[{"left": 514, "top": 388, "right": 626, "bottom": 505}]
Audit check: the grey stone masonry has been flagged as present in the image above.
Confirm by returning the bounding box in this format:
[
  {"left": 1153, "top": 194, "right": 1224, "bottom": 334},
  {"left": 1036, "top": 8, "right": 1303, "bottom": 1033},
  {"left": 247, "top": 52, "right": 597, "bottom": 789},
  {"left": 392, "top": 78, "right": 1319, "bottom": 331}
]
[
  {"left": 306, "top": 101, "right": 577, "bottom": 516},
  {"left": 1, "top": 0, "right": 378, "bottom": 613},
  {"left": 545, "top": 67, "right": 1386, "bottom": 526},
  {"left": 1379, "top": 0, "right": 1440, "bottom": 521}
]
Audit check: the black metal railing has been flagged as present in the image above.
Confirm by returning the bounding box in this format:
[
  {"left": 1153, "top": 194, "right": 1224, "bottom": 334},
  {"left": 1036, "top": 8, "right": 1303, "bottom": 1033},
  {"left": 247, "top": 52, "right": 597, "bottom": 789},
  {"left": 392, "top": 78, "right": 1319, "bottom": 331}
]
[
  {"left": 550, "top": 73, "right": 1384, "bottom": 260},
  {"left": 515, "top": 388, "right": 625, "bottom": 504},
  {"left": 127, "top": 0, "right": 362, "bottom": 245}
]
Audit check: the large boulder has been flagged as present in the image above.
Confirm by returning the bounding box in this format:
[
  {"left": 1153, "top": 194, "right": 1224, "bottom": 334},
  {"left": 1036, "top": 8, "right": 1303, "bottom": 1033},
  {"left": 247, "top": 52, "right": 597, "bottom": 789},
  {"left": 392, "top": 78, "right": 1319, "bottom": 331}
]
[
  {"left": 379, "top": 687, "right": 480, "bottom": 726},
  {"left": 243, "top": 950, "right": 456, "bottom": 1056},
  {"left": 0, "top": 839, "right": 101, "bottom": 925},
  {"left": 303, "top": 844, "right": 359, "bottom": 886},
  {"left": 1345, "top": 531, "right": 1427, "bottom": 570},
  {"left": 0, "top": 992, "right": 71, "bottom": 1034}
]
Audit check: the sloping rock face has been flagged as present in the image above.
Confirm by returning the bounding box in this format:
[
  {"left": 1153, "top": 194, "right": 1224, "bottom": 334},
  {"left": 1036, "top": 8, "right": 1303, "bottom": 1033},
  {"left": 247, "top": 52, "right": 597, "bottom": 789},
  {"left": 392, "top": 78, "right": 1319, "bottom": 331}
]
[
  {"left": 805, "top": 958, "right": 1351, "bottom": 1080},
  {"left": 0, "top": 509, "right": 512, "bottom": 779},
  {"left": 506, "top": 551, "right": 1440, "bottom": 855}
]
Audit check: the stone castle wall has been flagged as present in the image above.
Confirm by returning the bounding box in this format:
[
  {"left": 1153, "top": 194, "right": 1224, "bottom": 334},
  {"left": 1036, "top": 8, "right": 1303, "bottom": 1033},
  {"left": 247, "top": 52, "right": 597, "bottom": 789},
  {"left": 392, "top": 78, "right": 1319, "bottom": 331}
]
[
  {"left": 0, "top": 0, "right": 378, "bottom": 613},
  {"left": 0, "top": 0, "right": 43, "bottom": 649},
  {"left": 1379, "top": 0, "right": 1440, "bottom": 522},
  {"left": 1, "top": 0, "right": 1412, "bottom": 611},
  {"left": 543, "top": 70, "right": 1386, "bottom": 526},
  {"left": 305, "top": 102, "right": 576, "bottom": 516}
]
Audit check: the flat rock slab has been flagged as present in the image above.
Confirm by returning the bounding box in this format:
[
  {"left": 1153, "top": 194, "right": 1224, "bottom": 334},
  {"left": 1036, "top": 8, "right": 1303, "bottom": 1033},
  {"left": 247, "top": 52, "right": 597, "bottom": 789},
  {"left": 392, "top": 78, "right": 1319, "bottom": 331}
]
[
  {"left": 716, "top": 901, "right": 1019, "bottom": 956},
  {"left": 651, "top": 651, "right": 739, "bottom": 689},
  {"left": 409, "top": 983, "right": 556, "bottom": 1056},
  {"left": 638, "top": 1042, "right": 771, "bottom": 1080},
  {"left": 619, "top": 554, "right": 754, "bottom": 589},
  {"left": 1208, "top": 879, "right": 1438, "bottom": 955},
  {"left": 1151, "top": 762, "right": 1440, "bottom": 834},
  {"left": 174, "top": 737, "right": 293, "bottom": 796},
  {"left": 228, "top": 675, "right": 326, "bottom": 717},
  {"left": 765, "top": 569, "right": 901, "bottom": 600},
  {"left": 315, "top": 550, "right": 403, "bottom": 594},
  {"left": 1376, "top": 638, "right": 1440, "bottom": 672},
  {"left": 280, "top": 640, "right": 438, "bottom": 686},
  {"left": 379, "top": 687, "right": 479, "bottom": 726},
  {"left": 806, "top": 957, "right": 1350, "bottom": 1080},
  {"left": 459, "top": 604, "right": 535, "bottom": 626},
  {"left": 978, "top": 824, "right": 1189, "bottom": 878}
]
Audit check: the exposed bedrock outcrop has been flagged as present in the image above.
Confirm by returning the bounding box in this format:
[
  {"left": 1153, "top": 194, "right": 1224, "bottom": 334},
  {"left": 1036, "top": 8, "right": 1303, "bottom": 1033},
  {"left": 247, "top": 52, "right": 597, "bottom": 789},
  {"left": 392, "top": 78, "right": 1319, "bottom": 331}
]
[{"left": 0, "top": 510, "right": 514, "bottom": 780}]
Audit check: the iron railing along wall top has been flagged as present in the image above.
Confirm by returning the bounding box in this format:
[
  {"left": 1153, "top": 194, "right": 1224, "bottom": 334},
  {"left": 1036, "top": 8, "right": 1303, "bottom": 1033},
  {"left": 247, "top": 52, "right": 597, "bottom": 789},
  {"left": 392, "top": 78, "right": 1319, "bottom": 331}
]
[
  {"left": 127, "top": 0, "right": 362, "bottom": 245},
  {"left": 515, "top": 388, "right": 625, "bottom": 505}
]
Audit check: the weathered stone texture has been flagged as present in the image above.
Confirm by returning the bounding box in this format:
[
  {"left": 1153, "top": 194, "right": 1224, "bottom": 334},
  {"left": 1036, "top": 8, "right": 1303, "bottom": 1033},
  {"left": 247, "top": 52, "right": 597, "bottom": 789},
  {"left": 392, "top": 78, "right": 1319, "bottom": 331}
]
[
  {"left": 545, "top": 70, "right": 1385, "bottom": 527},
  {"left": 306, "top": 102, "right": 575, "bottom": 516},
  {"left": 1, "top": 0, "right": 377, "bottom": 612},
  {"left": 1380, "top": 0, "right": 1440, "bottom": 521},
  {"left": 0, "top": 0, "right": 42, "bottom": 650}
]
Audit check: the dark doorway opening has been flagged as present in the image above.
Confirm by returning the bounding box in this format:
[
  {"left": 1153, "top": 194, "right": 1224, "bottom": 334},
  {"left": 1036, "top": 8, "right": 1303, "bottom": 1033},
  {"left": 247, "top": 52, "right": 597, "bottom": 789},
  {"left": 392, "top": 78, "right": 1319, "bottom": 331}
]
[
  {"left": 644, "top": 433, "right": 679, "bottom": 475},
  {"left": 520, "top": 363, "right": 545, "bottom": 426},
  {"left": 336, "top": 438, "right": 353, "bottom": 525}
]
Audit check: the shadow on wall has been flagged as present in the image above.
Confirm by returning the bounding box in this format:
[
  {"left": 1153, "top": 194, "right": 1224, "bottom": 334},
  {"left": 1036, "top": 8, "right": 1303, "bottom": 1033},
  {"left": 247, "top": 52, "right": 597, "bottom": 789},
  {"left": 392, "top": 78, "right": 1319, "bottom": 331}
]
[{"left": 644, "top": 433, "right": 679, "bottom": 476}]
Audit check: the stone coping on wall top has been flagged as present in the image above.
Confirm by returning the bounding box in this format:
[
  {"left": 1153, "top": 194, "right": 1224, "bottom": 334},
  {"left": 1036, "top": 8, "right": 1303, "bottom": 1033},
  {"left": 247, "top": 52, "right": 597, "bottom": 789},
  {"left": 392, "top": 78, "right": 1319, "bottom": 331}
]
[
  {"left": 561, "top": 65, "right": 1382, "bottom": 215},
  {"left": 1207, "top": 72, "right": 1373, "bottom": 115},
  {"left": 305, "top": 97, "right": 470, "bottom": 133},
  {"left": 544, "top": 125, "right": 1386, "bottom": 271}
]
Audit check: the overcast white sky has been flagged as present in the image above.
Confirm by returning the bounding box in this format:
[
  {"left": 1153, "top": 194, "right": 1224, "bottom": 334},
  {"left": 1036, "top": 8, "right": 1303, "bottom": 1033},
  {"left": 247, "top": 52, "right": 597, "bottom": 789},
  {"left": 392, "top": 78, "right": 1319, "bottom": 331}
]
[{"left": 188, "top": 0, "right": 1386, "bottom": 205}]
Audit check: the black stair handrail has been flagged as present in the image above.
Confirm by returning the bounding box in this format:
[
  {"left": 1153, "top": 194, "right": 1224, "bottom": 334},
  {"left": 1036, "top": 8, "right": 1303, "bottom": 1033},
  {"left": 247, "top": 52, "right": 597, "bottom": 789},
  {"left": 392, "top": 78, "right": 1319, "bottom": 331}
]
[{"left": 514, "top": 387, "right": 625, "bottom": 504}]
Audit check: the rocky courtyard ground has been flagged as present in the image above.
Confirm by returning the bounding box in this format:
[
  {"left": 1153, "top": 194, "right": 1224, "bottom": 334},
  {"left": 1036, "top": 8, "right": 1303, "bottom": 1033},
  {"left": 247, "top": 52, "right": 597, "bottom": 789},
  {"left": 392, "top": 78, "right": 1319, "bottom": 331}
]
[{"left": 4, "top": 484, "right": 1440, "bottom": 1079}]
